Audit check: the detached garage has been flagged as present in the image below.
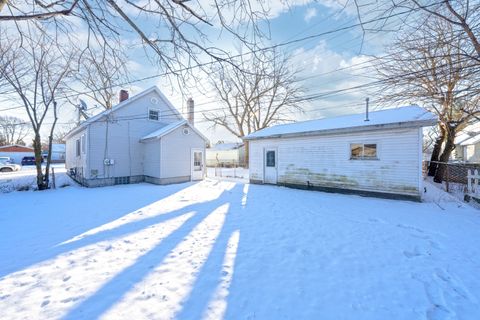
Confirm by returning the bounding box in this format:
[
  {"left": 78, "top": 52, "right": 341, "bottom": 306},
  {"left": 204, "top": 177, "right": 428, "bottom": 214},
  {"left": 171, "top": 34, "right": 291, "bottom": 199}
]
[{"left": 243, "top": 106, "right": 437, "bottom": 201}]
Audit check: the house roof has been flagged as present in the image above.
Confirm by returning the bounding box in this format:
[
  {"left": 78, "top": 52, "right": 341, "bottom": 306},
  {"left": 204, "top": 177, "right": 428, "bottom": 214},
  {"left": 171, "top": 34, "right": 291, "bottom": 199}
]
[
  {"left": 64, "top": 86, "right": 183, "bottom": 139},
  {"left": 243, "top": 106, "right": 437, "bottom": 140},
  {"left": 0, "top": 144, "right": 34, "bottom": 152},
  {"left": 455, "top": 122, "right": 480, "bottom": 146},
  {"left": 140, "top": 120, "right": 209, "bottom": 142}
]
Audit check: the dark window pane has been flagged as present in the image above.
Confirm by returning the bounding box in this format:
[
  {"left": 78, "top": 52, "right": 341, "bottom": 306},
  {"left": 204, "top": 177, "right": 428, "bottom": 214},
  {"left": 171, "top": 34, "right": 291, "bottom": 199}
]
[
  {"left": 266, "top": 151, "right": 275, "bottom": 167},
  {"left": 364, "top": 144, "right": 377, "bottom": 158},
  {"left": 350, "top": 144, "right": 362, "bottom": 158},
  {"left": 149, "top": 110, "right": 159, "bottom": 120}
]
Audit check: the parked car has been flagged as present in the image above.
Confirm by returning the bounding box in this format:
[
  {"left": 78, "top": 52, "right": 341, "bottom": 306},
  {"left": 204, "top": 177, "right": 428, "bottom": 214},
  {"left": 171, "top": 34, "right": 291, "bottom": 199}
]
[
  {"left": 0, "top": 156, "right": 14, "bottom": 163},
  {"left": 21, "top": 156, "right": 43, "bottom": 166},
  {"left": 0, "top": 161, "right": 21, "bottom": 172}
]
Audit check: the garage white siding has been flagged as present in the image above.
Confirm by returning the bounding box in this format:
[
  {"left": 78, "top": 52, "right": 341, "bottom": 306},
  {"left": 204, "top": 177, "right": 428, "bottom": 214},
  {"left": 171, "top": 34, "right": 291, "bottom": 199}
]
[{"left": 249, "top": 127, "right": 422, "bottom": 197}]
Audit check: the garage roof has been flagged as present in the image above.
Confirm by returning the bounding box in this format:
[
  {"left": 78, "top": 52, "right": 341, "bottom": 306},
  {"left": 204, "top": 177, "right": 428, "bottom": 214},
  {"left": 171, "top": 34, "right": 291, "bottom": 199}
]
[{"left": 243, "top": 106, "right": 437, "bottom": 140}]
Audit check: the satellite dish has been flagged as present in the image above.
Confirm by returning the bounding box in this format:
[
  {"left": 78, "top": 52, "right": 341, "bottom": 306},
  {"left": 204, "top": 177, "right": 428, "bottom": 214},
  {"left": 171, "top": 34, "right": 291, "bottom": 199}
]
[{"left": 79, "top": 99, "right": 87, "bottom": 110}]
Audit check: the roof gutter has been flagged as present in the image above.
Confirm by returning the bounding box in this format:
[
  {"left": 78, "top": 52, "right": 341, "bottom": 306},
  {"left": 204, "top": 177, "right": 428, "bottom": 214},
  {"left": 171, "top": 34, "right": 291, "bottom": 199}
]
[{"left": 243, "top": 119, "right": 437, "bottom": 141}]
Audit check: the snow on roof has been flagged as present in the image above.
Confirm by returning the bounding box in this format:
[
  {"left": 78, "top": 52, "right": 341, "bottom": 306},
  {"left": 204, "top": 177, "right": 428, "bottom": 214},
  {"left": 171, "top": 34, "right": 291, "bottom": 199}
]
[
  {"left": 455, "top": 122, "right": 480, "bottom": 145},
  {"left": 140, "top": 120, "right": 209, "bottom": 142},
  {"left": 64, "top": 86, "right": 183, "bottom": 139},
  {"left": 140, "top": 120, "right": 187, "bottom": 141},
  {"left": 244, "top": 106, "right": 437, "bottom": 140}
]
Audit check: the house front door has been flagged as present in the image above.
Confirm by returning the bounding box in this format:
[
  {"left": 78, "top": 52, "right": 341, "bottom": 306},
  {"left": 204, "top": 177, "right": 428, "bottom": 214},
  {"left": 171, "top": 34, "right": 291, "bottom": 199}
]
[
  {"left": 264, "top": 148, "right": 278, "bottom": 184},
  {"left": 191, "top": 149, "right": 204, "bottom": 181}
]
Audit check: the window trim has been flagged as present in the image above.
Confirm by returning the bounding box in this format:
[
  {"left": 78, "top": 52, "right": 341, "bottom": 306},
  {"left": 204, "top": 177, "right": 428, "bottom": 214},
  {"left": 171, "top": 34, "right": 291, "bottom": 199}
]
[
  {"left": 349, "top": 142, "right": 379, "bottom": 160},
  {"left": 148, "top": 108, "right": 161, "bottom": 121}
]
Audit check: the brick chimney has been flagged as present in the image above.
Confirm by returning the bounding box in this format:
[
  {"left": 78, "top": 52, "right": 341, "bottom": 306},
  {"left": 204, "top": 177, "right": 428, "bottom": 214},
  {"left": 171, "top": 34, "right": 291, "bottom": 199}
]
[
  {"left": 119, "top": 89, "right": 129, "bottom": 103},
  {"left": 187, "top": 97, "right": 194, "bottom": 126}
]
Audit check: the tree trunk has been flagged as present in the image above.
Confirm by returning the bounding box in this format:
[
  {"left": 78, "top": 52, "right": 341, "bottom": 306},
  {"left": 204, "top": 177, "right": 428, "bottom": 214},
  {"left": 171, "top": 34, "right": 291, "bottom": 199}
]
[
  {"left": 433, "top": 126, "right": 456, "bottom": 183},
  {"left": 428, "top": 125, "right": 445, "bottom": 176},
  {"left": 33, "top": 133, "right": 47, "bottom": 190},
  {"left": 244, "top": 141, "right": 249, "bottom": 169}
]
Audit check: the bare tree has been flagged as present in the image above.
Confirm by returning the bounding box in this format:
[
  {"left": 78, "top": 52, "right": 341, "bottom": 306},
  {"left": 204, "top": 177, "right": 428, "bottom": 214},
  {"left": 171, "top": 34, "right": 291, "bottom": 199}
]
[
  {"left": 0, "top": 30, "right": 76, "bottom": 190},
  {"left": 0, "top": 0, "right": 273, "bottom": 83},
  {"left": 203, "top": 50, "right": 303, "bottom": 164},
  {"left": 376, "top": 16, "right": 480, "bottom": 182},
  {"left": 0, "top": 115, "right": 30, "bottom": 145},
  {"left": 73, "top": 41, "right": 130, "bottom": 109}
]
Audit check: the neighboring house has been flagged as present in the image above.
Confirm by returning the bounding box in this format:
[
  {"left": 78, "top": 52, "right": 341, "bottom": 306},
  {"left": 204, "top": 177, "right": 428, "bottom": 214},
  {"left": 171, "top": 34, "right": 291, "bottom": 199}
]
[
  {"left": 453, "top": 122, "right": 480, "bottom": 163},
  {"left": 0, "top": 144, "right": 35, "bottom": 164},
  {"left": 64, "top": 86, "right": 208, "bottom": 187},
  {"left": 42, "top": 143, "right": 66, "bottom": 163},
  {"left": 206, "top": 142, "right": 245, "bottom": 167},
  {"left": 244, "top": 106, "right": 437, "bottom": 201}
]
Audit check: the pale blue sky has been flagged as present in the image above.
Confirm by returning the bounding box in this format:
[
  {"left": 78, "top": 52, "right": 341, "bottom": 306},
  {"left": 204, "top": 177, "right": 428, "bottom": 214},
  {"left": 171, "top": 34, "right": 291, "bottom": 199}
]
[{"left": 0, "top": 1, "right": 396, "bottom": 143}]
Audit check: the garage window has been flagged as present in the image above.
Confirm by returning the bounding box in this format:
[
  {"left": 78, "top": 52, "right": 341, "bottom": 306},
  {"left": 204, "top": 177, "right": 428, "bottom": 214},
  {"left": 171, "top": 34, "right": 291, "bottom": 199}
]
[
  {"left": 266, "top": 151, "right": 275, "bottom": 167},
  {"left": 76, "top": 139, "right": 81, "bottom": 157},
  {"left": 350, "top": 143, "right": 377, "bottom": 160}
]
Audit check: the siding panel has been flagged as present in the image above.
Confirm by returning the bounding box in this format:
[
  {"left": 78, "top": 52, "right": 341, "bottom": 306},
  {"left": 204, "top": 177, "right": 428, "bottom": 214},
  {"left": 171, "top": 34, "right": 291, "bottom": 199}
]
[{"left": 249, "top": 128, "right": 421, "bottom": 196}]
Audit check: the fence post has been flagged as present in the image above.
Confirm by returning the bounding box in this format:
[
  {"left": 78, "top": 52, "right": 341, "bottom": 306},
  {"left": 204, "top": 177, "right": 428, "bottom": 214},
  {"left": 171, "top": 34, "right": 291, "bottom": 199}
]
[
  {"left": 51, "top": 167, "right": 56, "bottom": 189},
  {"left": 475, "top": 169, "right": 479, "bottom": 194},
  {"left": 468, "top": 169, "right": 472, "bottom": 194},
  {"left": 445, "top": 164, "right": 449, "bottom": 193}
]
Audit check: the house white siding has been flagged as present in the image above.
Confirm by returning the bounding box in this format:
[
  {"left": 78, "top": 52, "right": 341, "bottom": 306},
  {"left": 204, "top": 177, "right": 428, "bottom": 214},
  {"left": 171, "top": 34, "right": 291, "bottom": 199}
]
[
  {"left": 249, "top": 127, "right": 422, "bottom": 197},
  {"left": 143, "top": 140, "right": 161, "bottom": 178},
  {"left": 160, "top": 125, "right": 205, "bottom": 180},
  {"left": 65, "top": 128, "right": 87, "bottom": 177},
  {"left": 86, "top": 91, "right": 182, "bottom": 181}
]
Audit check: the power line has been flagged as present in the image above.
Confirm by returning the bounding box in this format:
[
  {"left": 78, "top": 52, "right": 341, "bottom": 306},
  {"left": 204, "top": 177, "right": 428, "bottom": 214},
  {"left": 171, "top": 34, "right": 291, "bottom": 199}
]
[{"left": 0, "top": 2, "right": 443, "bottom": 113}]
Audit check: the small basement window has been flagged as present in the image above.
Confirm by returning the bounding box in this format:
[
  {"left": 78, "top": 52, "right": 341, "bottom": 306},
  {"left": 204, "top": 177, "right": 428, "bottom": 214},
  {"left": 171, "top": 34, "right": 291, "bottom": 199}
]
[
  {"left": 114, "top": 176, "right": 130, "bottom": 185},
  {"left": 350, "top": 143, "right": 377, "bottom": 160},
  {"left": 149, "top": 109, "right": 160, "bottom": 121}
]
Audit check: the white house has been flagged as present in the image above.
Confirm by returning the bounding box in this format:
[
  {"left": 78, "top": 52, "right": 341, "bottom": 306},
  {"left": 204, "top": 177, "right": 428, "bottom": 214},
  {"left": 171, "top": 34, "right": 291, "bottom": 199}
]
[
  {"left": 64, "top": 86, "right": 208, "bottom": 187},
  {"left": 454, "top": 122, "right": 480, "bottom": 163},
  {"left": 243, "top": 106, "right": 437, "bottom": 201},
  {"left": 206, "top": 142, "right": 245, "bottom": 167}
]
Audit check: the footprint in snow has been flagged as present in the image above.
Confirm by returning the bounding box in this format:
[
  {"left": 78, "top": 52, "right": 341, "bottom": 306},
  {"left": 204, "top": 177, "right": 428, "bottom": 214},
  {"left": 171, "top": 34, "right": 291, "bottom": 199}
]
[{"left": 41, "top": 300, "right": 50, "bottom": 307}]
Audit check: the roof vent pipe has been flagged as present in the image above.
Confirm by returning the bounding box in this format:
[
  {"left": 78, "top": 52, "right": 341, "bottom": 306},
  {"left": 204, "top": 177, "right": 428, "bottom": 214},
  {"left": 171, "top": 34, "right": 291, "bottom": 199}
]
[
  {"left": 187, "top": 98, "right": 194, "bottom": 126},
  {"left": 365, "top": 97, "right": 370, "bottom": 122}
]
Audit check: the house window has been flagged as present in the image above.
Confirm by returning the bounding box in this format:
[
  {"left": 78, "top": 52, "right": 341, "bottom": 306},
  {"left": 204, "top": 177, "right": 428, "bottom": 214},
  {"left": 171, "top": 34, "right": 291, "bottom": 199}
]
[
  {"left": 149, "top": 109, "right": 160, "bottom": 121},
  {"left": 81, "top": 134, "right": 86, "bottom": 154},
  {"left": 266, "top": 150, "right": 275, "bottom": 167},
  {"left": 350, "top": 143, "right": 377, "bottom": 160},
  {"left": 76, "top": 139, "right": 81, "bottom": 157}
]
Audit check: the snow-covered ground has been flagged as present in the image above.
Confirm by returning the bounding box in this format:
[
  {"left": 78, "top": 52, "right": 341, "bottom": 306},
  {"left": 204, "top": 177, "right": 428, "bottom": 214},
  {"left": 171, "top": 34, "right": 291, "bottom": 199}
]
[
  {"left": 0, "top": 164, "right": 69, "bottom": 193},
  {"left": 1, "top": 175, "right": 480, "bottom": 319},
  {"left": 206, "top": 167, "right": 249, "bottom": 181}
]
